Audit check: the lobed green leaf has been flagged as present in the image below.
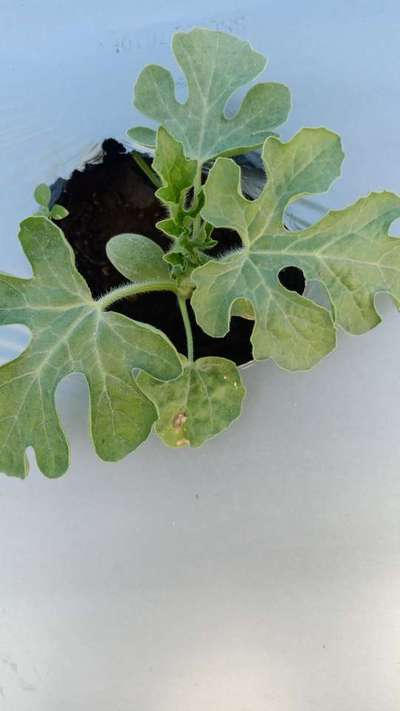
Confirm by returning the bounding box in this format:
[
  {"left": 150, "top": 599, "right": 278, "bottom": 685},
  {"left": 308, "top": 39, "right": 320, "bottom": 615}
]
[
  {"left": 129, "top": 28, "right": 290, "bottom": 163},
  {"left": 0, "top": 218, "right": 182, "bottom": 478},
  {"left": 191, "top": 127, "right": 400, "bottom": 370}
]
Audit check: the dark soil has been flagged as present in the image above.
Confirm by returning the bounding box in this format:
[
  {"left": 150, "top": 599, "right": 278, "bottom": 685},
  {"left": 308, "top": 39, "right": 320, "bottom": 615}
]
[{"left": 54, "top": 138, "right": 304, "bottom": 365}]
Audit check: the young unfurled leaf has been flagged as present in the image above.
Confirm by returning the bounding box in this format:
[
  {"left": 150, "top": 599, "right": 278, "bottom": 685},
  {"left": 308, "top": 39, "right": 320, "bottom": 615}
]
[
  {"left": 0, "top": 217, "right": 181, "bottom": 478},
  {"left": 153, "top": 127, "right": 197, "bottom": 217},
  {"left": 107, "top": 233, "right": 171, "bottom": 283},
  {"left": 137, "top": 356, "right": 246, "bottom": 447},
  {"left": 192, "top": 127, "right": 400, "bottom": 370},
  {"left": 151, "top": 128, "right": 218, "bottom": 273},
  {"left": 129, "top": 28, "right": 290, "bottom": 163},
  {"left": 152, "top": 127, "right": 198, "bottom": 245},
  {"left": 162, "top": 223, "right": 218, "bottom": 273},
  {"left": 34, "top": 183, "right": 51, "bottom": 207}
]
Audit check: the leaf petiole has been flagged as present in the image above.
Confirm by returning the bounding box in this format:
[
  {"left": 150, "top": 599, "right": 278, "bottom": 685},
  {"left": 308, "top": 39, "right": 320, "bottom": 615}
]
[
  {"left": 98, "top": 281, "right": 195, "bottom": 361},
  {"left": 178, "top": 296, "right": 194, "bottom": 362},
  {"left": 97, "top": 280, "right": 179, "bottom": 310}
]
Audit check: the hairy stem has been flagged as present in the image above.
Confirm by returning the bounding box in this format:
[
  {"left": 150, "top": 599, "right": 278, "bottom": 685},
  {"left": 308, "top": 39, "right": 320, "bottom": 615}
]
[
  {"left": 97, "top": 280, "right": 178, "bottom": 310},
  {"left": 178, "top": 296, "right": 194, "bottom": 362}
]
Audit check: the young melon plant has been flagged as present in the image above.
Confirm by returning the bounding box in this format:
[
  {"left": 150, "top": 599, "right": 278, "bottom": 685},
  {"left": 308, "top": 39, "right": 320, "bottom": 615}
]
[{"left": 1, "top": 27, "right": 399, "bottom": 478}]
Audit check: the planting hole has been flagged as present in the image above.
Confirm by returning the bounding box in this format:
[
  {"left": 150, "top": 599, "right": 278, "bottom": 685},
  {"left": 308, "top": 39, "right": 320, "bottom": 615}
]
[
  {"left": 53, "top": 140, "right": 254, "bottom": 365},
  {"left": 278, "top": 266, "right": 305, "bottom": 294}
]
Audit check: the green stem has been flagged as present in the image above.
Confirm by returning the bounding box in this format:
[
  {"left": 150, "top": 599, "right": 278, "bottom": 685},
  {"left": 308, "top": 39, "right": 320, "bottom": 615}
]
[
  {"left": 131, "top": 151, "right": 161, "bottom": 189},
  {"left": 178, "top": 296, "right": 194, "bottom": 362},
  {"left": 192, "top": 162, "right": 203, "bottom": 242},
  {"left": 97, "top": 280, "right": 178, "bottom": 310},
  {"left": 193, "top": 162, "right": 202, "bottom": 197}
]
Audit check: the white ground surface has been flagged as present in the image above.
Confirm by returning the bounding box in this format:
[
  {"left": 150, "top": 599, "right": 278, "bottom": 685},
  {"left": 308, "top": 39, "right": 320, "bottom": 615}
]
[{"left": 0, "top": 1, "right": 399, "bottom": 709}]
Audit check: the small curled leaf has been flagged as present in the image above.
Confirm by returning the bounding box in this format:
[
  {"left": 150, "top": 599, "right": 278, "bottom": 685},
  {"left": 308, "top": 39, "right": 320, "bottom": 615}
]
[
  {"left": 50, "top": 204, "right": 69, "bottom": 220},
  {"left": 127, "top": 126, "right": 157, "bottom": 149},
  {"left": 34, "top": 183, "right": 51, "bottom": 207}
]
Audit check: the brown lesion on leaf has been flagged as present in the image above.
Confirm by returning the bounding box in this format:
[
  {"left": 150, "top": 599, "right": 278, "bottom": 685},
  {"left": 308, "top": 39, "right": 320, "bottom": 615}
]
[
  {"left": 176, "top": 438, "right": 190, "bottom": 447},
  {"left": 172, "top": 410, "right": 188, "bottom": 432},
  {"left": 172, "top": 411, "right": 190, "bottom": 445}
]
